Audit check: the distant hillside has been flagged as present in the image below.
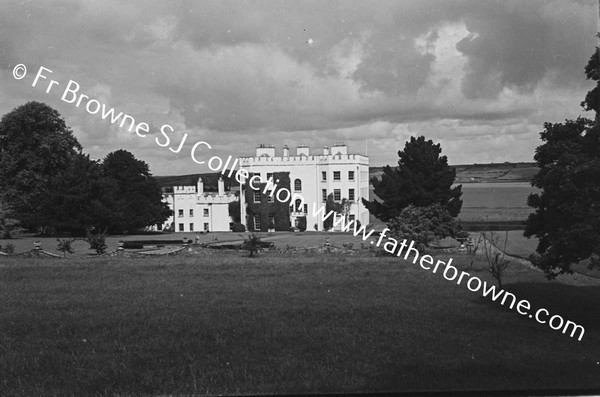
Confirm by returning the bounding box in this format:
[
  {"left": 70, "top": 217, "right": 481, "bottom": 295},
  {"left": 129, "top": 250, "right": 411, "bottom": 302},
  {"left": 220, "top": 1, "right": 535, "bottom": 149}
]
[
  {"left": 155, "top": 162, "right": 539, "bottom": 192},
  {"left": 154, "top": 172, "right": 237, "bottom": 192},
  {"left": 369, "top": 162, "right": 538, "bottom": 183}
]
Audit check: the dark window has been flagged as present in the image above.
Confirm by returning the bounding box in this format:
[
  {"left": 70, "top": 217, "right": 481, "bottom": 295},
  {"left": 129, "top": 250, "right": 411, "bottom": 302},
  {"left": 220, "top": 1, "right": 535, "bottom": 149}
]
[
  {"left": 295, "top": 199, "right": 302, "bottom": 212},
  {"left": 254, "top": 215, "right": 262, "bottom": 230},
  {"left": 303, "top": 204, "right": 308, "bottom": 213},
  {"left": 294, "top": 178, "right": 302, "bottom": 192},
  {"left": 254, "top": 191, "right": 261, "bottom": 203},
  {"left": 189, "top": 209, "right": 194, "bottom": 217},
  {"left": 334, "top": 189, "right": 341, "bottom": 201},
  {"left": 203, "top": 208, "right": 209, "bottom": 217},
  {"left": 348, "top": 171, "right": 355, "bottom": 181},
  {"left": 333, "top": 171, "right": 341, "bottom": 181},
  {"left": 179, "top": 223, "right": 184, "bottom": 232},
  {"left": 189, "top": 223, "right": 194, "bottom": 231},
  {"left": 178, "top": 209, "right": 184, "bottom": 218},
  {"left": 267, "top": 191, "right": 274, "bottom": 202},
  {"left": 203, "top": 223, "right": 209, "bottom": 231},
  {"left": 349, "top": 188, "right": 355, "bottom": 201},
  {"left": 322, "top": 171, "right": 327, "bottom": 181},
  {"left": 322, "top": 189, "right": 327, "bottom": 202}
]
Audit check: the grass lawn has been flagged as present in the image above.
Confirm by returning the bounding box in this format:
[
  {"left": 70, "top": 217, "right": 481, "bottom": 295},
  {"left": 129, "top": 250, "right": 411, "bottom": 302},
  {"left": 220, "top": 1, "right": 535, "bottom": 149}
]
[{"left": 1, "top": 251, "right": 599, "bottom": 395}]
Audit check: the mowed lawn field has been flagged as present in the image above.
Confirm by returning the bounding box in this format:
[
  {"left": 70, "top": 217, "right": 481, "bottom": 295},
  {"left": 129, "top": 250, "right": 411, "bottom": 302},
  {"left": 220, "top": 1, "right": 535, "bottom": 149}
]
[{"left": 1, "top": 252, "right": 599, "bottom": 395}]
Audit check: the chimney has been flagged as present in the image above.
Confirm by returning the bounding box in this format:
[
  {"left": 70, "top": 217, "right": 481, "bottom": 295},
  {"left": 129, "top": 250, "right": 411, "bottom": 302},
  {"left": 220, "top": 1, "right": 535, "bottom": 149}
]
[
  {"left": 283, "top": 145, "right": 289, "bottom": 157},
  {"left": 323, "top": 146, "right": 330, "bottom": 155},
  {"left": 218, "top": 177, "right": 225, "bottom": 196},
  {"left": 296, "top": 145, "right": 310, "bottom": 156},
  {"left": 197, "top": 177, "right": 204, "bottom": 194}
]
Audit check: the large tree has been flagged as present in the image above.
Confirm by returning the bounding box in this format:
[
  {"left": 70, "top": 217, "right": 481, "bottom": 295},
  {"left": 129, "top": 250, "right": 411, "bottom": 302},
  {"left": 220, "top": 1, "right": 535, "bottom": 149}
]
[
  {"left": 0, "top": 102, "right": 81, "bottom": 230},
  {"left": 45, "top": 153, "right": 117, "bottom": 236},
  {"left": 363, "top": 136, "right": 462, "bottom": 222},
  {"left": 101, "top": 149, "right": 171, "bottom": 233},
  {"left": 524, "top": 46, "right": 600, "bottom": 278}
]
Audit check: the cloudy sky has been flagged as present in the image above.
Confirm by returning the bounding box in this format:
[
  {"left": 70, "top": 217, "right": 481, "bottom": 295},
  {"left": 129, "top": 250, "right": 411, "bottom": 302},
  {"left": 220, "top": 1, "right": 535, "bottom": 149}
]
[{"left": 1, "top": 0, "right": 598, "bottom": 174}]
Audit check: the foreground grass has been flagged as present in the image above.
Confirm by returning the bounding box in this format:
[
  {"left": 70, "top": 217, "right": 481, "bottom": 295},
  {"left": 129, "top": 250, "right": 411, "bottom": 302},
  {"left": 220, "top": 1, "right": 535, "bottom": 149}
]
[{"left": 1, "top": 252, "right": 599, "bottom": 395}]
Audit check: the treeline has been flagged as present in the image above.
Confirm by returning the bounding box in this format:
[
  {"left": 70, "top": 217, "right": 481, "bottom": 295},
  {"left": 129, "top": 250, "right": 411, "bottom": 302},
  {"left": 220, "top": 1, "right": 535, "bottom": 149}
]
[{"left": 0, "top": 102, "right": 171, "bottom": 237}]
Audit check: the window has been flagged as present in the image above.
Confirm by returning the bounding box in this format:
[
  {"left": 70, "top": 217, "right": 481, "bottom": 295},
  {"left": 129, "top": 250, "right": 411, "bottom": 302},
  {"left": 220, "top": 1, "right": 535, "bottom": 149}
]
[
  {"left": 189, "top": 223, "right": 194, "bottom": 231},
  {"left": 294, "top": 178, "right": 302, "bottom": 192},
  {"left": 267, "top": 191, "right": 274, "bottom": 203},
  {"left": 179, "top": 223, "right": 184, "bottom": 232},
  {"left": 178, "top": 209, "right": 184, "bottom": 218},
  {"left": 322, "top": 189, "right": 327, "bottom": 202},
  {"left": 349, "top": 188, "right": 355, "bottom": 202},
  {"left": 203, "top": 208, "right": 209, "bottom": 217},
  {"left": 303, "top": 204, "right": 307, "bottom": 214},
  {"left": 348, "top": 171, "right": 355, "bottom": 181},
  {"left": 322, "top": 171, "right": 327, "bottom": 181},
  {"left": 333, "top": 171, "right": 341, "bottom": 181},
  {"left": 229, "top": 222, "right": 234, "bottom": 231},
  {"left": 268, "top": 214, "right": 275, "bottom": 228},
  {"left": 266, "top": 173, "right": 273, "bottom": 181},
  {"left": 254, "top": 191, "right": 261, "bottom": 203},
  {"left": 203, "top": 223, "right": 209, "bottom": 231},
  {"left": 295, "top": 199, "right": 302, "bottom": 212},
  {"left": 254, "top": 215, "right": 262, "bottom": 230},
  {"left": 189, "top": 209, "right": 194, "bottom": 217},
  {"left": 334, "top": 189, "right": 341, "bottom": 201},
  {"left": 349, "top": 214, "right": 355, "bottom": 222}
]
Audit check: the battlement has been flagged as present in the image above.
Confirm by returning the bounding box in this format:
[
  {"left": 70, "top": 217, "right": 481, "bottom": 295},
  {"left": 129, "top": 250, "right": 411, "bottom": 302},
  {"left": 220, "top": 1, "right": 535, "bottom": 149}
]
[
  {"left": 239, "top": 153, "right": 368, "bottom": 166},
  {"left": 173, "top": 186, "right": 196, "bottom": 194}
]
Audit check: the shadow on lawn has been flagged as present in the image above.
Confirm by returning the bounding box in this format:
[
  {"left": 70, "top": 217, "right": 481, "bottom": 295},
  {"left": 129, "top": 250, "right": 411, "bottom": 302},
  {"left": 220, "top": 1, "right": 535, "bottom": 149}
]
[{"left": 475, "top": 281, "right": 600, "bottom": 335}]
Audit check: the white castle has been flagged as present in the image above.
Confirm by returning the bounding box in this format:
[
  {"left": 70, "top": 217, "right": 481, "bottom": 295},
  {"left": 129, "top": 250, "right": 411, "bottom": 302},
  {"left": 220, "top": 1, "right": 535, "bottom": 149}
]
[{"left": 159, "top": 142, "right": 369, "bottom": 232}]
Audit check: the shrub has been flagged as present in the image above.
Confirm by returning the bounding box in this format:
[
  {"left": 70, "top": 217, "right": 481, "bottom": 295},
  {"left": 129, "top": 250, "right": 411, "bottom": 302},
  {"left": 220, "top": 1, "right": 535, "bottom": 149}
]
[
  {"left": 242, "top": 233, "right": 262, "bottom": 257},
  {"left": 0, "top": 243, "right": 15, "bottom": 254},
  {"left": 86, "top": 232, "right": 107, "bottom": 254},
  {"left": 232, "top": 222, "right": 246, "bottom": 232},
  {"left": 387, "top": 204, "right": 461, "bottom": 249},
  {"left": 56, "top": 238, "right": 75, "bottom": 257}
]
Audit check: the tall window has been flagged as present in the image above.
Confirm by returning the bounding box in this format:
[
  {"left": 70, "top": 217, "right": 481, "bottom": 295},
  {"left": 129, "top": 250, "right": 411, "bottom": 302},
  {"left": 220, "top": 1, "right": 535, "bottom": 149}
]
[
  {"left": 189, "top": 223, "right": 194, "bottom": 231},
  {"left": 268, "top": 214, "right": 275, "bottom": 228},
  {"left": 294, "top": 178, "right": 302, "bottom": 192},
  {"left": 295, "top": 199, "right": 302, "bottom": 212},
  {"left": 267, "top": 191, "right": 274, "bottom": 203},
  {"left": 334, "top": 189, "right": 341, "bottom": 201},
  {"left": 203, "top": 208, "right": 209, "bottom": 217},
  {"left": 322, "top": 189, "right": 327, "bottom": 202},
  {"left": 254, "top": 215, "right": 262, "bottom": 230},
  {"left": 333, "top": 171, "right": 341, "bottom": 181},
  {"left": 254, "top": 191, "right": 261, "bottom": 203},
  {"left": 203, "top": 223, "right": 209, "bottom": 231},
  {"left": 349, "top": 188, "right": 355, "bottom": 202},
  {"left": 178, "top": 209, "right": 184, "bottom": 218},
  {"left": 303, "top": 204, "right": 308, "bottom": 214},
  {"left": 322, "top": 171, "right": 327, "bottom": 181},
  {"left": 189, "top": 209, "right": 194, "bottom": 217},
  {"left": 266, "top": 173, "right": 273, "bottom": 181},
  {"left": 179, "top": 223, "right": 184, "bottom": 232},
  {"left": 348, "top": 171, "right": 355, "bottom": 181}
]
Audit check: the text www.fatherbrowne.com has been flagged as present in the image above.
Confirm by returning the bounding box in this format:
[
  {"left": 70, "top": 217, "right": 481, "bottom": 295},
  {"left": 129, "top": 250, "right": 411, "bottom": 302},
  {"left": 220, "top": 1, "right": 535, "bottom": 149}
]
[{"left": 311, "top": 203, "right": 585, "bottom": 342}]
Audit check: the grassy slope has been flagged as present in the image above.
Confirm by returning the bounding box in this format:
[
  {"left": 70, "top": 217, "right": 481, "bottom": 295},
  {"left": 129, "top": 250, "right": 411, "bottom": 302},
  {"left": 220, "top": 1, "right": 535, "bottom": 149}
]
[{"left": 1, "top": 253, "right": 599, "bottom": 395}]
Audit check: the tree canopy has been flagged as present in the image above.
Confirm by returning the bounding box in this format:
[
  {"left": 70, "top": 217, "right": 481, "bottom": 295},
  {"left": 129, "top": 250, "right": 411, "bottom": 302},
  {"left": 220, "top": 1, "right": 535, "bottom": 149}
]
[
  {"left": 363, "top": 136, "right": 462, "bottom": 222},
  {"left": 101, "top": 149, "right": 171, "bottom": 233},
  {"left": 0, "top": 101, "right": 82, "bottom": 229},
  {"left": 524, "top": 46, "right": 600, "bottom": 278},
  {"left": 0, "top": 102, "right": 171, "bottom": 235}
]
